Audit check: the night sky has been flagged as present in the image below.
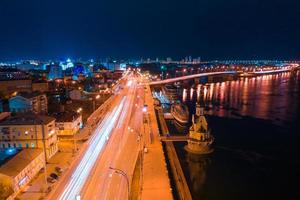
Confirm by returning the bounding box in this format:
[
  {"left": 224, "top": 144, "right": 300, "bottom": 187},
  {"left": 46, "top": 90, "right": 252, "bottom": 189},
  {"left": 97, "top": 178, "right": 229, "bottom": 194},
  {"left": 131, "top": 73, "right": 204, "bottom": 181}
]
[{"left": 0, "top": 0, "right": 299, "bottom": 60}]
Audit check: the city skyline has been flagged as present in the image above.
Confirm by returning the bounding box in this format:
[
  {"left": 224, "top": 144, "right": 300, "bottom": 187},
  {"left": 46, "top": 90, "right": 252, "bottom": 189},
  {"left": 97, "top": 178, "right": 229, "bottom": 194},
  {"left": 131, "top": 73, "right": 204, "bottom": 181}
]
[
  {"left": 1, "top": 1, "right": 300, "bottom": 200},
  {"left": 0, "top": 0, "right": 300, "bottom": 60}
]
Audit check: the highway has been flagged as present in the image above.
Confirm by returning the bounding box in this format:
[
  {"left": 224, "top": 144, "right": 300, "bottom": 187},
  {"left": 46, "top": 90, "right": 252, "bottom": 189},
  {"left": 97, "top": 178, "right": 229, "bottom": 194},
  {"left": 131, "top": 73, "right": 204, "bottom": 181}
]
[
  {"left": 81, "top": 75, "right": 144, "bottom": 199},
  {"left": 48, "top": 72, "right": 145, "bottom": 200}
]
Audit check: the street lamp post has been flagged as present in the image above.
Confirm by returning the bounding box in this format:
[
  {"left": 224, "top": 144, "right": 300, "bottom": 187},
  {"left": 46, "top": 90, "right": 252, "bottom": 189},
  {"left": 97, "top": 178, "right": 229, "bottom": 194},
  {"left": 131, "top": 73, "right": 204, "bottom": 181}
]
[{"left": 109, "top": 167, "right": 130, "bottom": 200}]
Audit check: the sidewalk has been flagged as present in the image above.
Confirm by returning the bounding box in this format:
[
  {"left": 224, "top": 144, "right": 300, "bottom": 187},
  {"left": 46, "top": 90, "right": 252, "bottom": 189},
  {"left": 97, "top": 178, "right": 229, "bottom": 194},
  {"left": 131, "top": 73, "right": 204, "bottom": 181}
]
[
  {"left": 140, "top": 84, "right": 173, "bottom": 200},
  {"left": 17, "top": 141, "right": 80, "bottom": 200}
]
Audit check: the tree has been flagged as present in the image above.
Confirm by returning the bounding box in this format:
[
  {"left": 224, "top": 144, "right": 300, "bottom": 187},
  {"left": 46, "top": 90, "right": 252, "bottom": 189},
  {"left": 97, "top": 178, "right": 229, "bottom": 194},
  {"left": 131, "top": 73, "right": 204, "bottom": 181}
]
[{"left": 0, "top": 182, "right": 13, "bottom": 200}]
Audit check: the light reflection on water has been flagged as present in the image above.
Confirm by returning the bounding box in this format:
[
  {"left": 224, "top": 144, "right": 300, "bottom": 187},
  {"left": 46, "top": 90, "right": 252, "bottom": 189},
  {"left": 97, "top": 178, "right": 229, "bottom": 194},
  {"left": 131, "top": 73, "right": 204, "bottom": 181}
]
[
  {"left": 181, "top": 71, "right": 300, "bottom": 123},
  {"left": 173, "top": 71, "right": 300, "bottom": 200}
]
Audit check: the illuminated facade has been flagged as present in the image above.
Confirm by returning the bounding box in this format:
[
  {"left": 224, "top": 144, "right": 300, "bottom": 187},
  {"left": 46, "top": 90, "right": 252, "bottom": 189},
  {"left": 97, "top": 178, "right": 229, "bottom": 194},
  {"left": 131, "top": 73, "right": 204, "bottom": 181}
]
[
  {"left": 0, "top": 79, "right": 32, "bottom": 97},
  {"left": 0, "top": 149, "right": 44, "bottom": 198},
  {"left": 0, "top": 114, "right": 58, "bottom": 160},
  {"left": 53, "top": 111, "right": 82, "bottom": 136},
  {"left": 9, "top": 92, "right": 48, "bottom": 114},
  {"left": 32, "top": 81, "right": 49, "bottom": 93},
  {"left": 48, "top": 64, "right": 63, "bottom": 79},
  {"left": 0, "top": 99, "right": 3, "bottom": 112}
]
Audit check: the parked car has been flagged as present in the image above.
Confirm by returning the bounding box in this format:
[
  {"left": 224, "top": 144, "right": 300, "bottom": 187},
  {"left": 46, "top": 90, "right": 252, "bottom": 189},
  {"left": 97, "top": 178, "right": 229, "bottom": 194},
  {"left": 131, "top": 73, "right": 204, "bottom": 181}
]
[
  {"left": 50, "top": 173, "right": 59, "bottom": 180},
  {"left": 47, "top": 177, "right": 56, "bottom": 183}
]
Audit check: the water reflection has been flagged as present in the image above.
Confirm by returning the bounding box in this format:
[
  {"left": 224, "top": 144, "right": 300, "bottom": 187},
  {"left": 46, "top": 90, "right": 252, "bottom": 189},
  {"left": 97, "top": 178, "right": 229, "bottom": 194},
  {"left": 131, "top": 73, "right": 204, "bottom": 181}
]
[
  {"left": 181, "top": 71, "right": 300, "bottom": 123},
  {"left": 182, "top": 88, "right": 187, "bottom": 102},
  {"left": 186, "top": 153, "right": 211, "bottom": 198},
  {"left": 174, "top": 71, "right": 300, "bottom": 200}
]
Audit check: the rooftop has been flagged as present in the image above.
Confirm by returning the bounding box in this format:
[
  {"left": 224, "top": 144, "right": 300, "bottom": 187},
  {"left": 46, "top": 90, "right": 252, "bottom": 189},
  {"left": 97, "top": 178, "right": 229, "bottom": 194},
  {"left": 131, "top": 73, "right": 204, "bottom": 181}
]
[
  {"left": 0, "top": 149, "right": 43, "bottom": 177},
  {"left": 52, "top": 111, "right": 80, "bottom": 122},
  {"left": 0, "top": 112, "right": 10, "bottom": 121},
  {"left": 13, "top": 91, "right": 46, "bottom": 99},
  {"left": 0, "top": 113, "right": 55, "bottom": 126}
]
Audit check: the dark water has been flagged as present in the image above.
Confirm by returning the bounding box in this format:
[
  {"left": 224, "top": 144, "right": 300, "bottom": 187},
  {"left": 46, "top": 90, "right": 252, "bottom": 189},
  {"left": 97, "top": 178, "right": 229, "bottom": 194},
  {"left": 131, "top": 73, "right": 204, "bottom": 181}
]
[{"left": 170, "top": 71, "right": 300, "bottom": 200}]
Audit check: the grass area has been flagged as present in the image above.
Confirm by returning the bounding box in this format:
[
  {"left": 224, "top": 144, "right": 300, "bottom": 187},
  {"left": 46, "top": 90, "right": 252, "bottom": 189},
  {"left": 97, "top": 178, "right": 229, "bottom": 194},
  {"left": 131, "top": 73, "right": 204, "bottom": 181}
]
[{"left": 130, "top": 153, "right": 141, "bottom": 200}]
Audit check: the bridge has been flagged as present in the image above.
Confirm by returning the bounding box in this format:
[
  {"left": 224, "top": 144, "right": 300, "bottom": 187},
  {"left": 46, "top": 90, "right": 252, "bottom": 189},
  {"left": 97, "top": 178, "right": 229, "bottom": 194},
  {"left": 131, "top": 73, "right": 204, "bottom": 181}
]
[
  {"left": 150, "top": 65, "right": 300, "bottom": 86},
  {"left": 150, "top": 71, "right": 237, "bottom": 85}
]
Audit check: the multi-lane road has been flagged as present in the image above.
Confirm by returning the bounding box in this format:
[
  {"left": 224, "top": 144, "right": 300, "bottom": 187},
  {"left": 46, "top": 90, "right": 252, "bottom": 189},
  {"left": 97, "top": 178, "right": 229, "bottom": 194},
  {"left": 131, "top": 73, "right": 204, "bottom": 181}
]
[{"left": 48, "top": 72, "right": 145, "bottom": 200}]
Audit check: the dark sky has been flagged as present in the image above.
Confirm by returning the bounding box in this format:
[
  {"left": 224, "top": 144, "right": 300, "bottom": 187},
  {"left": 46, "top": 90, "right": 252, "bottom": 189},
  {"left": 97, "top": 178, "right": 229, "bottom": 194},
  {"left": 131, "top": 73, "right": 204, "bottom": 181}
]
[{"left": 0, "top": 0, "right": 299, "bottom": 60}]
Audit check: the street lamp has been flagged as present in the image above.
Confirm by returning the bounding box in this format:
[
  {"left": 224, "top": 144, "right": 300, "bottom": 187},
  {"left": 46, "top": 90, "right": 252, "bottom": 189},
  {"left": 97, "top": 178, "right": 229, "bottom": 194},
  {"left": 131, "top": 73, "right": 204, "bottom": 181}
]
[
  {"left": 109, "top": 167, "right": 130, "bottom": 200},
  {"left": 77, "top": 107, "right": 82, "bottom": 113}
]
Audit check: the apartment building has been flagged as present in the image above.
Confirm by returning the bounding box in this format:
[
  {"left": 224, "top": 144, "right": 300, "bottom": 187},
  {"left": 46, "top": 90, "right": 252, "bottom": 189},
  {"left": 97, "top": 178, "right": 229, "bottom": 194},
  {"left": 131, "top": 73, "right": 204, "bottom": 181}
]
[
  {"left": 9, "top": 92, "right": 48, "bottom": 114},
  {"left": 0, "top": 114, "right": 58, "bottom": 160}
]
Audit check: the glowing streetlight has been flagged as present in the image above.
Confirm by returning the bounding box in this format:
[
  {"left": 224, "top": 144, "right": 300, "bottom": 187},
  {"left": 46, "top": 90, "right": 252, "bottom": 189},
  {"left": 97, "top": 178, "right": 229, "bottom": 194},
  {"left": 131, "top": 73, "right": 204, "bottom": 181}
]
[
  {"left": 109, "top": 167, "right": 129, "bottom": 200},
  {"left": 77, "top": 107, "right": 82, "bottom": 113},
  {"left": 142, "top": 105, "right": 148, "bottom": 113}
]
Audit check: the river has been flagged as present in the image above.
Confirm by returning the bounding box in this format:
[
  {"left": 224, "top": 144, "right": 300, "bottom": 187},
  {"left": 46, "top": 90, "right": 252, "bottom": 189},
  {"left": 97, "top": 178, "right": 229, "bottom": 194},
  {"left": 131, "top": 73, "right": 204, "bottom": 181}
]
[{"left": 167, "top": 71, "right": 300, "bottom": 200}]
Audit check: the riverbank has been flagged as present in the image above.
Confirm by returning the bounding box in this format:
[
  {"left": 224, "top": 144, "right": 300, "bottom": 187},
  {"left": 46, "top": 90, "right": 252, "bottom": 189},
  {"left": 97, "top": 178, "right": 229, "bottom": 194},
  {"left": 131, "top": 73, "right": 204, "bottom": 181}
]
[
  {"left": 155, "top": 103, "right": 192, "bottom": 200},
  {"left": 140, "top": 84, "right": 173, "bottom": 200}
]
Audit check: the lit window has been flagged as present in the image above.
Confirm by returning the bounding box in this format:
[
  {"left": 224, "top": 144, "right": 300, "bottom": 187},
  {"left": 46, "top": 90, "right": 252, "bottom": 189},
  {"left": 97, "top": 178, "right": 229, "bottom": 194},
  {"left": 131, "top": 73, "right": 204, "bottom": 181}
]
[{"left": 49, "top": 129, "right": 55, "bottom": 136}]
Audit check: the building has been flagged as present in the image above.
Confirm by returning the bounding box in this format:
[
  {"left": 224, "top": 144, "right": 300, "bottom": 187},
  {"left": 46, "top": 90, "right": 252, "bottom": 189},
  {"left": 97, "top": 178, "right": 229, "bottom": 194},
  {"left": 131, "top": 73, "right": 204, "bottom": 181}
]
[
  {"left": 28, "top": 69, "right": 49, "bottom": 80},
  {"left": 32, "top": 81, "right": 49, "bottom": 93},
  {"left": 0, "top": 99, "right": 3, "bottom": 112},
  {"left": 9, "top": 92, "right": 48, "bottom": 114},
  {"left": 0, "top": 80, "right": 32, "bottom": 98},
  {"left": 69, "top": 89, "right": 82, "bottom": 100},
  {"left": 53, "top": 111, "right": 82, "bottom": 136},
  {"left": 15, "top": 62, "right": 38, "bottom": 71},
  {"left": 0, "top": 149, "right": 44, "bottom": 198},
  {"left": 47, "top": 64, "right": 63, "bottom": 80},
  {"left": 0, "top": 68, "right": 32, "bottom": 97},
  {"left": 0, "top": 112, "right": 10, "bottom": 121},
  {"left": 0, "top": 68, "right": 30, "bottom": 81},
  {"left": 0, "top": 114, "right": 58, "bottom": 160}
]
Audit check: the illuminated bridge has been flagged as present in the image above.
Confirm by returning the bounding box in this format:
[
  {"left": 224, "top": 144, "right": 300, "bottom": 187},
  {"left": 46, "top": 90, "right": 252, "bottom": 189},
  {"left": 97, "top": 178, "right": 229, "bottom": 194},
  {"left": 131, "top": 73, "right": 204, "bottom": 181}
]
[
  {"left": 149, "top": 65, "right": 300, "bottom": 86},
  {"left": 149, "top": 71, "right": 237, "bottom": 85}
]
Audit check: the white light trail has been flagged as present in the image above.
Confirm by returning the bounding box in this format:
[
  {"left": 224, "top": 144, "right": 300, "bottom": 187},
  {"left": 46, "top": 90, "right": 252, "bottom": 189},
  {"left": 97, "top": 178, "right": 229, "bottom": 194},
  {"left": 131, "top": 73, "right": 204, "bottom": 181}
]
[
  {"left": 127, "top": 80, "right": 133, "bottom": 87},
  {"left": 59, "top": 97, "right": 127, "bottom": 200}
]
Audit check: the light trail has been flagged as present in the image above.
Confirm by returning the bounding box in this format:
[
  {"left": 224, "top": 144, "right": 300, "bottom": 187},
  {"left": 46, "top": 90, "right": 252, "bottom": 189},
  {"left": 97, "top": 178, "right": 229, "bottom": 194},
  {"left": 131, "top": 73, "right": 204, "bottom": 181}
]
[
  {"left": 58, "top": 97, "right": 126, "bottom": 200},
  {"left": 127, "top": 80, "right": 133, "bottom": 87}
]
